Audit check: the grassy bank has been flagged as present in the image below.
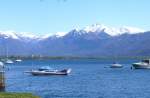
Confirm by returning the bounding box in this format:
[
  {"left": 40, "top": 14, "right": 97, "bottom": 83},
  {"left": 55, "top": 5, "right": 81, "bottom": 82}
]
[{"left": 0, "top": 92, "right": 40, "bottom": 98}]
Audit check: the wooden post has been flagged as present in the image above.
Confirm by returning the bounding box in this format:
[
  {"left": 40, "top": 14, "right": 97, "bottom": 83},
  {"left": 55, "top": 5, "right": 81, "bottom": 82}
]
[{"left": 0, "top": 70, "right": 5, "bottom": 91}]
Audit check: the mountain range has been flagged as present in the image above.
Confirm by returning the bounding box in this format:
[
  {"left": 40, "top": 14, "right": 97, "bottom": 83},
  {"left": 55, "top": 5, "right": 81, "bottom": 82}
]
[{"left": 0, "top": 24, "right": 150, "bottom": 57}]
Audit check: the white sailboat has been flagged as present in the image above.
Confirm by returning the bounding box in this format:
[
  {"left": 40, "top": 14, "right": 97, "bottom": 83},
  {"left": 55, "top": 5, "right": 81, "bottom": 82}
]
[
  {"left": 110, "top": 62, "right": 123, "bottom": 68},
  {"left": 5, "top": 59, "right": 13, "bottom": 64},
  {"left": 15, "top": 57, "right": 22, "bottom": 62},
  {"left": 110, "top": 57, "right": 123, "bottom": 68},
  {"left": 4, "top": 37, "right": 14, "bottom": 64},
  {"left": 15, "top": 59, "right": 22, "bottom": 62}
]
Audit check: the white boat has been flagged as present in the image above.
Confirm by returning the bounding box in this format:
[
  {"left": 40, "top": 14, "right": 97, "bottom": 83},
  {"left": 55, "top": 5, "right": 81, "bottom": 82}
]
[
  {"left": 132, "top": 59, "right": 150, "bottom": 69},
  {"left": 0, "top": 61, "right": 4, "bottom": 68},
  {"left": 15, "top": 59, "right": 22, "bottom": 62},
  {"left": 4, "top": 39, "right": 14, "bottom": 64},
  {"left": 25, "top": 66, "right": 72, "bottom": 75},
  {"left": 5, "top": 59, "right": 14, "bottom": 64},
  {"left": 110, "top": 62, "right": 123, "bottom": 68}
]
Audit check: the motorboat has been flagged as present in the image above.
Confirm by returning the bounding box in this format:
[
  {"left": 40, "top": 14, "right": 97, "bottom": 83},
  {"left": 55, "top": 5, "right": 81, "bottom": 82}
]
[
  {"left": 25, "top": 66, "right": 72, "bottom": 75},
  {"left": 5, "top": 59, "right": 14, "bottom": 64},
  {"left": 15, "top": 59, "right": 22, "bottom": 62},
  {"left": 110, "top": 62, "right": 123, "bottom": 68},
  {"left": 132, "top": 59, "right": 150, "bottom": 69}
]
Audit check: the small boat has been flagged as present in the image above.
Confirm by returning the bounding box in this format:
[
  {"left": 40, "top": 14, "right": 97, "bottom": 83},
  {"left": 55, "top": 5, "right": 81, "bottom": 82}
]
[
  {"left": 0, "top": 61, "right": 4, "bottom": 68},
  {"left": 5, "top": 44, "right": 14, "bottom": 64},
  {"left": 5, "top": 59, "right": 14, "bottom": 64},
  {"left": 110, "top": 62, "right": 123, "bottom": 68},
  {"left": 132, "top": 59, "right": 150, "bottom": 69},
  {"left": 15, "top": 59, "right": 22, "bottom": 62},
  {"left": 25, "top": 66, "right": 72, "bottom": 75}
]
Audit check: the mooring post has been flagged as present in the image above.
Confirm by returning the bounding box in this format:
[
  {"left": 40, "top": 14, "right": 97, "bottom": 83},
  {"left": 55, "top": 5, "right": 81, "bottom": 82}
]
[{"left": 0, "top": 67, "right": 5, "bottom": 91}]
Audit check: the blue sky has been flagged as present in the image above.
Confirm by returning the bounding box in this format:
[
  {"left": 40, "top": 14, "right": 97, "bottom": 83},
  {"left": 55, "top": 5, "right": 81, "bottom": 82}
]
[{"left": 0, "top": 0, "right": 149, "bottom": 35}]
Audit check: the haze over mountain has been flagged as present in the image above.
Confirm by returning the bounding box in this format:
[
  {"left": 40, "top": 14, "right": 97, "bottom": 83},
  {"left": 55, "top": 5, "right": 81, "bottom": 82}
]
[{"left": 0, "top": 24, "right": 149, "bottom": 57}]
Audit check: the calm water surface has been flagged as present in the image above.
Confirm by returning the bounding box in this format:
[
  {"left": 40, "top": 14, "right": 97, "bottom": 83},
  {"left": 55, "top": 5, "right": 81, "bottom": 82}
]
[{"left": 4, "top": 59, "right": 150, "bottom": 98}]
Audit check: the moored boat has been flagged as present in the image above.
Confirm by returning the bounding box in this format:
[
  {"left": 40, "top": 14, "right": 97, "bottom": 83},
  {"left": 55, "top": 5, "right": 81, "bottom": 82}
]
[
  {"left": 132, "top": 59, "right": 150, "bottom": 69},
  {"left": 15, "top": 59, "right": 22, "bottom": 62},
  {"left": 110, "top": 62, "right": 123, "bottom": 68},
  {"left": 25, "top": 66, "right": 72, "bottom": 75},
  {"left": 5, "top": 59, "right": 14, "bottom": 64},
  {"left": 0, "top": 61, "right": 4, "bottom": 68}
]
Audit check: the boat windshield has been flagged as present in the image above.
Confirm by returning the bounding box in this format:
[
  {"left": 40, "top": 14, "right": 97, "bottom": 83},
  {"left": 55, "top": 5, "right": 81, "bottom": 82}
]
[
  {"left": 38, "top": 66, "right": 53, "bottom": 71},
  {"left": 142, "top": 60, "right": 150, "bottom": 64},
  {"left": 113, "top": 62, "right": 118, "bottom": 64}
]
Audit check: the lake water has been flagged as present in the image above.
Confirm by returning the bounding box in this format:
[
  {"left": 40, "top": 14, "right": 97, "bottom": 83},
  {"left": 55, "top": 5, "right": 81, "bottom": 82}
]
[{"left": 4, "top": 59, "right": 150, "bottom": 98}]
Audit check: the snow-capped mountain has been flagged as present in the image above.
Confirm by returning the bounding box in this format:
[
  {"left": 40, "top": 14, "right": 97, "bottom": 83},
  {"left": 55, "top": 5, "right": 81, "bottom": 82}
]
[
  {"left": 60, "top": 24, "right": 145, "bottom": 40},
  {"left": 0, "top": 24, "right": 149, "bottom": 57},
  {"left": 0, "top": 24, "right": 145, "bottom": 40}
]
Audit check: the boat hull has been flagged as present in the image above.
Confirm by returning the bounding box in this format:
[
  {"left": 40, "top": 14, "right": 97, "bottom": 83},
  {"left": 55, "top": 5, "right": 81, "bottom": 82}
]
[
  {"left": 31, "top": 71, "right": 68, "bottom": 75},
  {"left": 0, "top": 62, "right": 4, "bottom": 68},
  {"left": 26, "top": 69, "right": 71, "bottom": 76},
  {"left": 15, "top": 60, "right": 22, "bottom": 62},
  {"left": 110, "top": 64, "right": 123, "bottom": 68},
  {"left": 132, "top": 63, "right": 150, "bottom": 69},
  {"left": 5, "top": 62, "right": 13, "bottom": 64},
  {"left": 5, "top": 59, "right": 14, "bottom": 64}
]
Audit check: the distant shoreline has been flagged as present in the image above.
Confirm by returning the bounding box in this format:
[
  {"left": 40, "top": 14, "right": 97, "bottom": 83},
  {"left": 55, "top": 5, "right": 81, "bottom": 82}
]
[{"left": 0, "top": 56, "right": 149, "bottom": 60}]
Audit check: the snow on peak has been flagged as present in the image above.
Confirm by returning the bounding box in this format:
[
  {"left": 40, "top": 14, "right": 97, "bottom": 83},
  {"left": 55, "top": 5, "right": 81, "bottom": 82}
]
[
  {"left": 55, "top": 32, "right": 67, "bottom": 37},
  {"left": 106, "top": 26, "right": 145, "bottom": 36},
  {"left": 82, "top": 24, "right": 145, "bottom": 36},
  {"left": 41, "top": 32, "right": 67, "bottom": 39},
  {"left": 119, "top": 26, "right": 145, "bottom": 34},
  {"left": 16, "top": 32, "right": 40, "bottom": 39},
  {"left": 0, "top": 31, "right": 40, "bottom": 40},
  {"left": 83, "top": 24, "right": 108, "bottom": 33},
  {"left": 0, "top": 30, "right": 19, "bottom": 39}
]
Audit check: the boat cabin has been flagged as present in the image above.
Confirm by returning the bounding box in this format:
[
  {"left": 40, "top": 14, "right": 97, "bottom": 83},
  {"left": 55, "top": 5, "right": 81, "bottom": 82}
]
[
  {"left": 38, "top": 66, "right": 53, "bottom": 71},
  {"left": 142, "top": 59, "right": 150, "bottom": 64}
]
